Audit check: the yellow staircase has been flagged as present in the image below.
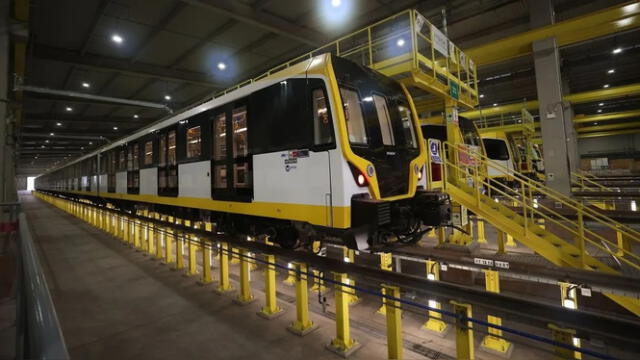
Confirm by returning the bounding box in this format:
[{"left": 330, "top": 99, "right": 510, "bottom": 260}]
[{"left": 441, "top": 142, "right": 640, "bottom": 316}]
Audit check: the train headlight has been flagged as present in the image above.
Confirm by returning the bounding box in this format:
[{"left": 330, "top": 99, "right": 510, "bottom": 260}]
[
  {"left": 357, "top": 174, "right": 366, "bottom": 186},
  {"left": 349, "top": 163, "right": 370, "bottom": 188}
]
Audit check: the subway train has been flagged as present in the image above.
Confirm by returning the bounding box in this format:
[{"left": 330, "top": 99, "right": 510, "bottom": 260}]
[{"left": 36, "top": 54, "right": 450, "bottom": 251}]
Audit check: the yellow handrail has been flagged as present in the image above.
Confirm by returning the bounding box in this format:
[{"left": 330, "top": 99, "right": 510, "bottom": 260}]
[
  {"left": 571, "top": 171, "right": 614, "bottom": 192},
  {"left": 441, "top": 141, "right": 640, "bottom": 271}
]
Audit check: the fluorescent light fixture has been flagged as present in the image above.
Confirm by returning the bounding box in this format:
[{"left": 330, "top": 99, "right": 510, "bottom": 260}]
[
  {"left": 632, "top": 200, "right": 637, "bottom": 212},
  {"left": 607, "top": 69, "right": 615, "bottom": 74},
  {"left": 343, "top": 256, "right": 350, "bottom": 263},
  {"left": 49, "top": 132, "right": 54, "bottom": 136},
  {"left": 56, "top": 122, "right": 62, "bottom": 126},
  {"left": 113, "top": 126, "right": 118, "bottom": 130},
  {"left": 612, "top": 48, "right": 622, "bottom": 54},
  {"left": 362, "top": 96, "right": 373, "bottom": 102},
  {"left": 89, "top": 141, "right": 93, "bottom": 145},
  {"left": 65, "top": 106, "right": 73, "bottom": 112},
  {"left": 82, "top": 82, "right": 90, "bottom": 88},
  {"left": 331, "top": 0, "right": 341, "bottom": 7},
  {"left": 112, "top": 34, "right": 123, "bottom": 44},
  {"left": 563, "top": 298, "right": 576, "bottom": 309},
  {"left": 396, "top": 38, "right": 405, "bottom": 47},
  {"left": 287, "top": 262, "right": 293, "bottom": 269},
  {"left": 493, "top": 103, "right": 498, "bottom": 106},
  {"left": 479, "top": 94, "right": 484, "bottom": 98},
  {"left": 45, "top": 140, "right": 50, "bottom": 143},
  {"left": 533, "top": 198, "right": 539, "bottom": 208},
  {"left": 598, "top": 102, "right": 604, "bottom": 106},
  {"left": 594, "top": 122, "right": 598, "bottom": 125},
  {"left": 597, "top": 109, "right": 602, "bottom": 113},
  {"left": 164, "top": 95, "right": 171, "bottom": 100},
  {"left": 217, "top": 62, "right": 226, "bottom": 70},
  {"left": 603, "top": 84, "right": 610, "bottom": 88},
  {"left": 133, "top": 114, "right": 139, "bottom": 119}
]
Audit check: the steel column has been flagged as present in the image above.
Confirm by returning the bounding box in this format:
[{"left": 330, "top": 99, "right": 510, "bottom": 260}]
[
  {"left": 233, "top": 248, "right": 254, "bottom": 305},
  {"left": 215, "top": 242, "right": 233, "bottom": 293},
  {"left": 257, "top": 253, "right": 284, "bottom": 319},
  {"left": 327, "top": 272, "right": 360, "bottom": 357},
  {"left": 287, "top": 262, "right": 316, "bottom": 335}
]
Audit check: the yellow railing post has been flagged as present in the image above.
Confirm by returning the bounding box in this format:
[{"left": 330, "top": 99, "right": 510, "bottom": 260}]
[
  {"left": 342, "top": 247, "right": 360, "bottom": 305},
  {"left": 377, "top": 252, "right": 394, "bottom": 315},
  {"left": 616, "top": 226, "right": 631, "bottom": 257},
  {"left": 327, "top": 272, "right": 360, "bottom": 357},
  {"left": 134, "top": 219, "right": 142, "bottom": 249},
  {"left": 476, "top": 217, "right": 487, "bottom": 244},
  {"left": 496, "top": 231, "right": 506, "bottom": 254},
  {"left": 480, "top": 270, "right": 513, "bottom": 357},
  {"left": 577, "top": 209, "right": 586, "bottom": 269},
  {"left": 146, "top": 213, "right": 155, "bottom": 256},
  {"left": 451, "top": 300, "right": 474, "bottom": 360},
  {"left": 423, "top": 260, "right": 448, "bottom": 335},
  {"left": 163, "top": 224, "right": 175, "bottom": 265},
  {"left": 257, "top": 253, "right": 284, "bottom": 319},
  {"left": 233, "top": 248, "right": 255, "bottom": 305},
  {"left": 173, "top": 219, "right": 185, "bottom": 271},
  {"left": 287, "top": 262, "right": 317, "bottom": 336},
  {"left": 548, "top": 324, "right": 579, "bottom": 360},
  {"left": 310, "top": 241, "right": 326, "bottom": 294},
  {"left": 215, "top": 242, "right": 233, "bottom": 294},
  {"left": 198, "top": 239, "right": 213, "bottom": 285},
  {"left": 559, "top": 282, "right": 581, "bottom": 359},
  {"left": 154, "top": 215, "right": 163, "bottom": 260},
  {"left": 383, "top": 284, "right": 402, "bottom": 360}
]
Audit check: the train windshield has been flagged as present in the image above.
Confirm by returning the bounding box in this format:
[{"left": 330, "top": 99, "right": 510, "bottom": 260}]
[
  {"left": 483, "top": 138, "right": 510, "bottom": 161},
  {"left": 332, "top": 56, "right": 418, "bottom": 151}
]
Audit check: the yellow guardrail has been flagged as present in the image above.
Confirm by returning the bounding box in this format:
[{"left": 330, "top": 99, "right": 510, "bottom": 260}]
[
  {"left": 571, "top": 171, "right": 614, "bottom": 192},
  {"left": 213, "top": 9, "right": 478, "bottom": 108},
  {"left": 441, "top": 141, "right": 640, "bottom": 273},
  {"left": 476, "top": 108, "right": 535, "bottom": 134}
]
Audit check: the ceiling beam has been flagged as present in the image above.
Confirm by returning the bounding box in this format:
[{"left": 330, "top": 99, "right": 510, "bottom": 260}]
[
  {"left": 33, "top": 44, "right": 225, "bottom": 88},
  {"left": 578, "top": 128, "right": 640, "bottom": 139},
  {"left": 177, "top": 0, "right": 326, "bottom": 46},
  {"left": 577, "top": 121, "right": 640, "bottom": 133},
  {"left": 23, "top": 114, "right": 149, "bottom": 125},
  {"left": 574, "top": 110, "right": 640, "bottom": 124}
]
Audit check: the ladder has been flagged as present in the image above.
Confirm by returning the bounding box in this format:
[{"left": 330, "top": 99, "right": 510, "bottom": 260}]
[{"left": 441, "top": 142, "right": 640, "bottom": 316}]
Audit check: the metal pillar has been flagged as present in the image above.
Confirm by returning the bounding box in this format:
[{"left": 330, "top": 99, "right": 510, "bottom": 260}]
[
  {"left": 377, "top": 252, "right": 394, "bottom": 315},
  {"left": 154, "top": 215, "right": 163, "bottom": 260},
  {"left": 163, "top": 225, "right": 174, "bottom": 265},
  {"left": 287, "top": 262, "right": 317, "bottom": 335},
  {"left": 342, "top": 247, "right": 360, "bottom": 305},
  {"left": 198, "top": 239, "right": 213, "bottom": 285},
  {"left": 257, "top": 253, "right": 284, "bottom": 319},
  {"left": 531, "top": 0, "right": 574, "bottom": 195},
  {"left": 476, "top": 218, "right": 487, "bottom": 244},
  {"left": 233, "top": 249, "right": 255, "bottom": 305},
  {"left": 480, "top": 270, "right": 513, "bottom": 357},
  {"left": 451, "top": 300, "right": 474, "bottom": 360},
  {"left": 383, "top": 285, "right": 402, "bottom": 360},
  {"left": 215, "top": 242, "right": 233, "bottom": 293},
  {"left": 423, "top": 260, "right": 448, "bottom": 335},
  {"left": 326, "top": 273, "right": 360, "bottom": 357}
]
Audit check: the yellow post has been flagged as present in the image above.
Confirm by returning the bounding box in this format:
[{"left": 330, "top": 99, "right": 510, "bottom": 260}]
[
  {"left": 616, "top": 226, "right": 631, "bottom": 257},
  {"left": 163, "top": 226, "right": 174, "bottom": 265},
  {"left": 215, "top": 242, "right": 233, "bottom": 293},
  {"left": 257, "top": 253, "right": 284, "bottom": 319},
  {"left": 423, "top": 260, "right": 448, "bottom": 335},
  {"left": 326, "top": 272, "right": 360, "bottom": 356},
  {"left": 480, "top": 270, "right": 513, "bottom": 357},
  {"left": 283, "top": 262, "right": 296, "bottom": 286},
  {"left": 173, "top": 219, "right": 185, "bottom": 271},
  {"left": 233, "top": 248, "right": 255, "bottom": 305},
  {"left": 438, "top": 227, "right": 446, "bottom": 245},
  {"left": 383, "top": 284, "right": 402, "bottom": 360},
  {"left": 548, "top": 324, "right": 579, "bottom": 360},
  {"left": 230, "top": 247, "right": 240, "bottom": 264},
  {"left": 342, "top": 247, "right": 360, "bottom": 305},
  {"left": 123, "top": 217, "right": 130, "bottom": 244},
  {"left": 559, "top": 282, "right": 581, "bottom": 359},
  {"left": 185, "top": 235, "right": 199, "bottom": 276},
  {"left": 134, "top": 219, "right": 142, "bottom": 249},
  {"left": 496, "top": 231, "right": 506, "bottom": 254},
  {"left": 451, "top": 300, "right": 474, "bottom": 360},
  {"left": 505, "top": 233, "right": 516, "bottom": 247},
  {"left": 146, "top": 214, "right": 155, "bottom": 255},
  {"left": 154, "top": 215, "right": 163, "bottom": 260},
  {"left": 287, "top": 262, "right": 317, "bottom": 335},
  {"left": 477, "top": 217, "right": 487, "bottom": 244},
  {"left": 377, "top": 252, "right": 393, "bottom": 315},
  {"left": 310, "top": 241, "right": 326, "bottom": 293}
]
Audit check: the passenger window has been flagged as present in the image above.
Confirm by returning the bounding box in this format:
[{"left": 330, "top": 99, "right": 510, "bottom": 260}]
[
  {"left": 127, "top": 147, "right": 133, "bottom": 171},
  {"left": 159, "top": 135, "right": 166, "bottom": 167},
  {"left": 133, "top": 143, "right": 139, "bottom": 170},
  {"left": 233, "top": 106, "right": 248, "bottom": 158},
  {"left": 340, "top": 88, "right": 367, "bottom": 145},
  {"left": 398, "top": 105, "right": 417, "bottom": 149},
  {"left": 213, "top": 113, "right": 226, "bottom": 161},
  {"left": 372, "top": 94, "right": 395, "bottom": 146},
  {"left": 186, "top": 126, "right": 202, "bottom": 158},
  {"left": 214, "top": 166, "right": 226, "bottom": 189},
  {"left": 144, "top": 141, "right": 153, "bottom": 165},
  {"left": 168, "top": 131, "right": 177, "bottom": 166},
  {"left": 119, "top": 150, "right": 125, "bottom": 171},
  {"left": 312, "top": 88, "right": 333, "bottom": 145}
]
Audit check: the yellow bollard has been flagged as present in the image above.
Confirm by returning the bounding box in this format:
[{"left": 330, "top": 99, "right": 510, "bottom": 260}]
[
  {"left": 383, "top": 285, "right": 402, "bottom": 360},
  {"left": 134, "top": 219, "right": 142, "bottom": 249},
  {"left": 422, "top": 260, "right": 448, "bottom": 335},
  {"left": 377, "top": 252, "right": 393, "bottom": 315},
  {"left": 257, "top": 253, "right": 284, "bottom": 319},
  {"left": 326, "top": 272, "right": 360, "bottom": 356},
  {"left": 123, "top": 217, "right": 130, "bottom": 244},
  {"left": 480, "top": 270, "right": 513, "bottom": 357},
  {"left": 342, "top": 247, "right": 360, "bottom": 306},
  {"left": 198, "top": 239, "right": 213, "bottom": 285},
  {"left": 230, "top": 247, "right": 240, "bottom": 264},
  {"left": 233, "top": 249, "right": 255, "bottom": 305},
  {"left": 451, "top": 300, "right": 474, "bottom": 360},
  {"left": 154, "top": 216, "right": 163, "bottom": 260},
  {"left": 506, "top": 233, "right": 516, "bottom": 247},
  {"left": 162, "top": 225, "right": 175, "bottom": 265},
  {"left": 477, "top": 217, "right": 487, "bottom": 244},
  {"left": 185, "top": 234, "right": 199, "bottom": 276},
  {"left": 548, "top": 324, "right": 579, "bottom": 360},
  {"left": 214, "top": 242, "right": 233, "bottom": 294},
  {"left": 146, "top": 216, "right": 155, "bottom": 255},
  {"left": 496, "top": 231, "right": 506, "bottom": 254},
  {"left": 173, "top": 219, "right": 185, "bottom": 270},
  {"left": 287, "top": 262, "right": 317, "bottom": 336}
]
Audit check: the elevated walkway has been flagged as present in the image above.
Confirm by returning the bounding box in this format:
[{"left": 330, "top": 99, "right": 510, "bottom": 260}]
[{"left": 440, "top": 142, "right": 640, "bottom": 316}]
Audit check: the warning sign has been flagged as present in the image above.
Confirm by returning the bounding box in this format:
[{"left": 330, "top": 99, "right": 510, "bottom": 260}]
[{"left": 428, "top": 139, "right": 442, "bottom": 164}]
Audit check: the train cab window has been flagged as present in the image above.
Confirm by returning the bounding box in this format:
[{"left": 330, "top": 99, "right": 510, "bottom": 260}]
[
  {"left": 398, "top": 105, "right": 417, "bottom": 148},
  {"left": 483, "top": 138, "right": 510, "bottom": 161},
  {"left": 186, "top": 126, "right": 202, "bottom": 158},
  {"left": 372, "top": 94, "right": 395, "bottom": 146},
  {"left": 340, "top": 88, "right": 368, "bottom": 145},
  {"left": 232, "top": 106, "right": 249, "bottom": 188},
  {"left": 312, "top": 88, "right": 333, "bottom": 146},
  {"left": 144, "top": 141, "right": 153, "bottom": 165}
]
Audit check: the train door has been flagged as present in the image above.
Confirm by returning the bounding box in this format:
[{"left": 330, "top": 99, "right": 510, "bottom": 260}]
[
  {"left": 212, "top": 100, "right": 252, "bottom": 202},
  {"left": 158, "top": 126, "right": 178, "bottom": 197}
]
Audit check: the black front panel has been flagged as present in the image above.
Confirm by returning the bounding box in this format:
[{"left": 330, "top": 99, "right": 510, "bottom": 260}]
[{"left": 369, "top": 154, "right": 409, "bottom": 198}]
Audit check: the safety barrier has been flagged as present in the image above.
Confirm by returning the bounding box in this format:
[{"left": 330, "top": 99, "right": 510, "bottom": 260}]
[
  {"left": 440, "top": 141, "right": 640, "bottom": 316},
  {"left": 571, "top": 171, "right": 617, "bottom": 192},
  {"left": 32, "top": 191, "right": 638, "bottom": 359}
]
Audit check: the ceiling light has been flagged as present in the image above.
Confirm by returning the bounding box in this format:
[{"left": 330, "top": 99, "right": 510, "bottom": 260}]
[
  {"left": 493, "top": 103, "right": 498, "bottom": 107},
  {"left": 164, "top": 95, "right": 171, "bottom": 100},
  {"left": 133, "top": 114, "right": 139, "bottom": 119},
  {"left": 65, "top": 106, "right": 73, "bottom": 112},
  {"left": 597, "top": 109, "right": 602, "bottom": 113},
  {"left": 612, "top": 48, "right": 622, "bottom": 54},
  {"left": 41, "top": 145, "right": 45, "bottom": 148},
  {"left": 217, "top": 62, "right": 226, "bottom": 71},
  {"left": 479, "top": 94, "right": 485, "bottom": 98},
  {"left": 594, "top": 122, "right": 598, "bottom": 125},
  {"left": 56, "top": 122, "right": 62, "bottom": 126},
  {"left": 598, "top": 103, "right": 604, "bottom": 106},
  {"left": 45, "top": 140, "right": 50, "bottom": 143},
  {"left": 112, "top": 34, "right": 123, "bottom": 44},
  {"left": 81, "top": 147, "right": 85, "bottom": 150},
  {"left": 607, "top": 69, "right": 615, "bottom": 74},
  {"left": 113, "top": 126, "right": 118, "bottom": 130},
  {"left": 603, "top": 84, "right": 610, "bottom": 88},
  {"left": 396, "top": 38, "right": 405, "bottom": 47},
  {"left": 49, "top": 132, "right": 54, "bottom": 136},
  {"left": 331, "top": 0, "right": 341, "bottom": 7},
  {"left": 89, "top": 141, "right": 93, "bottom": 145},
  {"left": 82, "top": 82, "right": 90, "bottom": 88}
]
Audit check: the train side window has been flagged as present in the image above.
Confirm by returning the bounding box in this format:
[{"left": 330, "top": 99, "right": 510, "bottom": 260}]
[
  {"left": 159, "top": 135, "right": 166, "bottom": 167},
  {"left": 232, "top": 106, "right": 249, "bottom": 188},
  {"left": 398, "top": 105, "right": 417, "bottom": 149},
  {"left": 133, "top": 143, "right": 139, "bottom": 170},
  {"left": 312, "top": 88, "right": 333, "bottom": 146},
  {"left": 144, "top": 141, "right": 153, "bottom": 165},
  {"left": 186, "top": 126, "right": 202, "bottom": 158},
  {"left": 119, "top": 150, "right": 126, "bottom": 171},
  {"left": 339, "top": 87, "right": 368, "bottom": 145},
  {"left": 372, "top": 94, "right": 395, "bottom": 146},
  {"left": 168, "top": 130, "right": 178, "bottom": 189},
  {"left": 213, "top": 113, "right": 226, "bottom": 161}
]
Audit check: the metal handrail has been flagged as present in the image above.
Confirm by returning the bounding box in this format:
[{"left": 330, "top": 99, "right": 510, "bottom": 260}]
[
  {"left": 14, "top": 210, "right": 70, "bottom": 360},
  {"left": 571, "top": 171, "right": 614, "bottom": 192},
  {"left": 441, "top": 141, "right": 640, "bottom": 271}
]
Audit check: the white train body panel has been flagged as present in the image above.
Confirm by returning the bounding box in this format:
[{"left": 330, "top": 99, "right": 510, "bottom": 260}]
[
  {"left": 140, "top": 168, "right": 158, "bottom": 196},
  {"left": 116, "top": 172, "right": 127, "bottom": 194},
  {"left": 99, "top": 175, "right": 107, "bottom": 193},
  {"left": 178, "top": 161, "right": 211, "bottom": 199}
]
